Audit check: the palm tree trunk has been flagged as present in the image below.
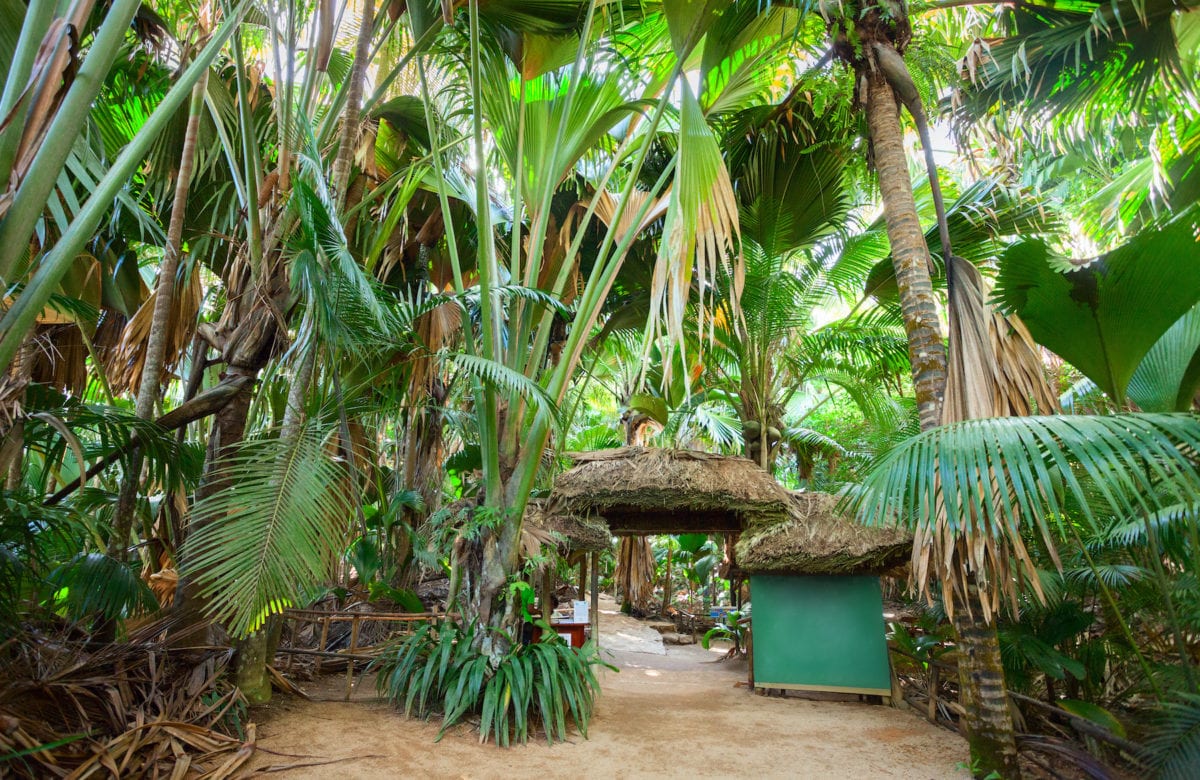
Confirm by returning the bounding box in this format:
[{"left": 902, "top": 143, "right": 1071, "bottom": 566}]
[
  {"left": 330, "top": 0, "right": 375, "bottom": 204},
  {"left": 864, "top": 70, "right": 946, "bottom": 429},
  {"left": 233, "top": 2, "right": 377, "bottom": 699},
  {"left": 863, "top": 58, "right": 1019, "bottom": 779},
  {"left": 109, "top": 73, "right": 212, "bottom": 557},
  {"left": 953, "top": 601, "right": 1022, "bottom": 778}
]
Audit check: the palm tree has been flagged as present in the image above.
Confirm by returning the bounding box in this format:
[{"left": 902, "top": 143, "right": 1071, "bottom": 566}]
[
  {"left": 828, "top": 2, "right": 948, "bottom": 431},
  {"left": 954, "top": 0, "right": 1199, "bottom": 242}
]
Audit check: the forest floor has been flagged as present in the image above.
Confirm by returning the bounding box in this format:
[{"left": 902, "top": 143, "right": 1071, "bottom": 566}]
[{"left": 246, "top": 596, "right": 969, "bottom": 778}]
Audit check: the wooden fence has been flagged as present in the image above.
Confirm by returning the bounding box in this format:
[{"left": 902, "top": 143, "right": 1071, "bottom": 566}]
[{"left": 275, "top": 609, "right": 452, "bottom": 699}]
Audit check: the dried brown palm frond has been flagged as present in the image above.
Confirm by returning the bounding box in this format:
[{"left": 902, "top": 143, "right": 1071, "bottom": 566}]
[
  {"left": 920, "top": 257, "right": 1062, "bottom": 621},
  {"left": 0, "top": 619, "right": 256, "bottom": 778},
  {"left": 106, "top": 263, "right": 203, "bottom": 396},
  {"left": 589, "top": 188, "right": 670, "bottom": 247},
  {"left": 407, "top": 298, "right": 461, "bottom": 396},
  {"left": 0, "top": 373, "right": 24, "bottom": 433},
  {"left": 942, "top": 257, "right": 1058, "bottom": 422},
  {"left": 28, "top": 324, "right": 89, "bottom": 396}
]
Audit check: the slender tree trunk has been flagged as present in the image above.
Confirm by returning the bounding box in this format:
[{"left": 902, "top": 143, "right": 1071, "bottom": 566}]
[
  {"left": 109, "top": 73, "right": 211, "bottom": 557},
  {"left": 171, "top": 375, "right": 257, "bottom": 646},
  {"left": 330, "top": 0, "right": 375, "bottom": 204},
  {"left": 861, "top": 44, "right": 1018, "bottom": 778},
  {"left": 234, "top": 1, "right": 377, "bottom": 700},
  {"left": 864, "top": 71, "right": 946, "bottom": 430},
  {"left": 953, "top": 602, "right": 1022, "bottom": 778}
]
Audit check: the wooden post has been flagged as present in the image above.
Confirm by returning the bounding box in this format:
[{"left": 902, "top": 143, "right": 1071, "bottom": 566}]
[
  {"left": 579, "top": 553, "right": 589, "bottom": 600},
  {"left": 590, "top": 551, "right": 600, "bottom": 648},
  {"left": 746, "top": 623, "right": 755, "bottom": 690},
  {"left": 345, "top": 615, "right": 362, "bottom": 700},
  {"left": 541, "top": 565, "right": 554, "bottom": 619},
  {"left": 661, "top": 545, "right": 673, "bottom": 613},
  {"left": 927, "top": 665, "right": 940, "bottom": 723},
  {"left": 315, "top": 616, "right": 330, "bottom": 674}
]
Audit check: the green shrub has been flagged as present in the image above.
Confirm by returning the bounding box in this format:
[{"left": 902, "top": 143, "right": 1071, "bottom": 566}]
[{"left": 373, "top": 621, "right": 614, "bottom": 746}]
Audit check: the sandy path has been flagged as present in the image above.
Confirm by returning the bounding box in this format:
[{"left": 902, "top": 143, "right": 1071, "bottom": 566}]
[{"left": 249, "top": 601, "right": 968, "bottom": 779}]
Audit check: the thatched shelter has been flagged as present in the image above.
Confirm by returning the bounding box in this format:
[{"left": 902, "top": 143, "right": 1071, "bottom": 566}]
[
  {"left": 736, "top": 492, "right": 911, "bottom": 576},
  {"left": 548, "top": 447, "right": 793, "bottom": 534},
  {"left": 523, "top": 499, "right": 612, "bottom": 553}
]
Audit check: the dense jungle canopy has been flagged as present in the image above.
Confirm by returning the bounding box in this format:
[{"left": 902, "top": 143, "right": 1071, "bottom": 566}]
[{"left": 1, "top": 0, "right": 1199, "bottom": 777}]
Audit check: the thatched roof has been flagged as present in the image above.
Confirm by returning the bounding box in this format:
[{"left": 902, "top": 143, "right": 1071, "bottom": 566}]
[
  {"left": 524, "top": 499, "right": 612, "bottom": 553},
  {"left": 736, "top": 492, "right": 912, "bottom": 576},
  {"left": 437, "top": 498, "right": 611, "bottom": 555},
  {"left": 548, "top": 447, "right": 794, "bottom": 534}
]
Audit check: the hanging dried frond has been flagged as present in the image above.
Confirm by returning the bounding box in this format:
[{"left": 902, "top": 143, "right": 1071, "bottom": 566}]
[
  {"left": 911, "top": 256, "right": 1063, "bottom": 620},
  {"left": 107, "top": 263, "right": 203, "bottom": 395},
  {"left": 644, "top": 84, "right": 742, "bottom": 387},
  {"left": 942, "top": 257, "right": 1058, "bottom": 422}
]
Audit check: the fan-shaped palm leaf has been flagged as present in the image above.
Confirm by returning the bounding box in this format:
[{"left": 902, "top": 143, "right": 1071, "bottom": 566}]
[{"left": 994, "top": 207, "right": 1200, "bottom": 405}]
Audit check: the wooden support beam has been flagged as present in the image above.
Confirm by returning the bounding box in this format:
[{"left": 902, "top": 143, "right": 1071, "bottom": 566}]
[{"left": 590, "top": 551, "right": 599, "bottom": 648}]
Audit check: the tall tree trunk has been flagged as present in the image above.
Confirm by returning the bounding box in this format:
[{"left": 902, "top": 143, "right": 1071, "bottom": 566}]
[
  {"left": 109, "top": 73, "right": 212, "bottom": 557},
  {"left": 864, "top": 70, "right": 946, "bottom": 430},
  {"left": 855, "top": 22, "right": 1019, "bottom": 776},
  {"left": 171, "top": 260, "right": 291, "bottom": 647},
  {"left": 330, "top": 0, "right": 375, "bottom": 204},
  {"left": 953, "top": 602, "right": 1022, "bottom": 777},
  {"left": 234, "top": 0, "right": 376, "bottom": 701}
]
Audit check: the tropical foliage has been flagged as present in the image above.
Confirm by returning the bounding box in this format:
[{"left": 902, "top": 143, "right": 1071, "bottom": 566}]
[{"left": 0, "top": 0, "right": 1197, "bottom": 775}]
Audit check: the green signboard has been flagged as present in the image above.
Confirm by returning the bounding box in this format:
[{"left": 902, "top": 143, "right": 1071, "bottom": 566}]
[{"left": 750, "top": 574, "right": 891, "bottom": 695}]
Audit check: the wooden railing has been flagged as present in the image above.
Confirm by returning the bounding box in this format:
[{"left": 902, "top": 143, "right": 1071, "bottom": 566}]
[{"left": 275, "top": 609, "right": 453, "bottom": 699}]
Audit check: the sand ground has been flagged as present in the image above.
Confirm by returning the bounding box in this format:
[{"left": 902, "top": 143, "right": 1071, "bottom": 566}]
[{"left": 247, "top": 598, "right": 969, "bottom": 779}]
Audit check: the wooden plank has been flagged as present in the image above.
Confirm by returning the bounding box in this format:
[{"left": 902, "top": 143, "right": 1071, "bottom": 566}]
[
  {"left": 315, "top": 618, "right": 330, "bottom": 674},
  {"left": 753, "top": 681, "right": 891, "bottom": 696}
]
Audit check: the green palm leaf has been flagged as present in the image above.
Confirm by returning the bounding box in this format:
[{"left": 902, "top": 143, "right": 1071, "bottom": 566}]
[
  {"left": 1144, "top": 693, "right": 1200, "bottom": 779},
  {"left": 995, "top": 208, "right": 1200, "bottom": 404},
  {"left": 848, "top": 414, "right": 1200, "bottom": 608},
  {"left": 181, "top": 425, "right": 354, "bottom": 637},
  {"left": 47, "top": 552, "right": 157, "bottom": 622},
  {"left": 1127, "top": 303, "right": 1200, "bottom": 413}
]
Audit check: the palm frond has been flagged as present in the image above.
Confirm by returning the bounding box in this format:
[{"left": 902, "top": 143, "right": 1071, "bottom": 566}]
[
  {"left": 181, "top": 425, "right": 355, "bottom": 637},
  {"left": 847, "top": 413, "right": 1200, "bottom": 615},
  {"left": 445, "top": 352, "right": 563, "bottom": 430},
  {"left": 46, "top": 552, "right": 158, "bottom": 622},
  {"left": 1144, "top": 693, "right": 1200, "bottom": 779}
]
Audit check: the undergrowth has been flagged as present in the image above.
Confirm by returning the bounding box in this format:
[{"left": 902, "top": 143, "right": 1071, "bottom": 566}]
[{"left": 372, "top": 620, "right": 614, "bottom": 746}]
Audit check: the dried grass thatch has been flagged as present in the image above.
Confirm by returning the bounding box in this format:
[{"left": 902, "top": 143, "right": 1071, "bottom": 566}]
[
  {"left": 736, "top": 492, "right": 912, "bottom": 576},
  {"left": 549, "top": 447, "right": 793, "bottom": 533},
  {"left": 524, "top": 499, "right": 611, "bottom": 553}
]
